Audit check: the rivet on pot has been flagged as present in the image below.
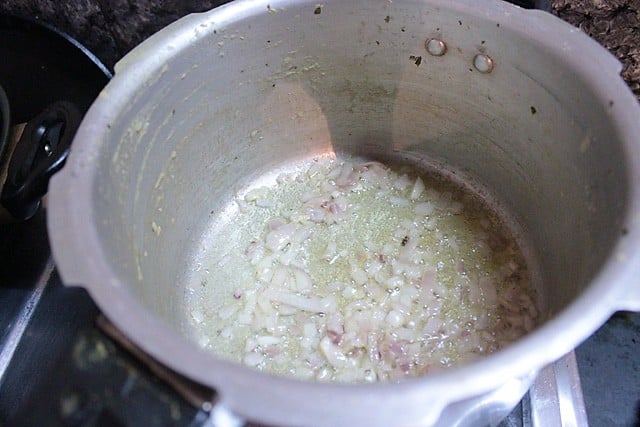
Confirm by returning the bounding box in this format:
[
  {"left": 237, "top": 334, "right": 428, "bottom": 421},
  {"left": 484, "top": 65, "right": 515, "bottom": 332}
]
[
  {"left": 425, "top": 38, "right": 447, "bottom": 56},
  {"left": 473, "top": 54, "right": 494, "bottom": 73}
]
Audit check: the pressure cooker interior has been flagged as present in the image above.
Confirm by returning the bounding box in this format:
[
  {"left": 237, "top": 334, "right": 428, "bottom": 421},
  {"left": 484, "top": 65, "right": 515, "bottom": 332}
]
[{"left": 91, "top": 1, "right": 628, "bottom": 356}]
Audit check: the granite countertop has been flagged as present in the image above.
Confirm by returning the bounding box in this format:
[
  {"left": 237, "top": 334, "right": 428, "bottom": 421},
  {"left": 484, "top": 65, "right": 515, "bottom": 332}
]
[
  {"left": 553, "top": 0, "right": 640, "bottom": 100},
  {"left": 0, "top": 1, "right": 638, "bottom": 426}
]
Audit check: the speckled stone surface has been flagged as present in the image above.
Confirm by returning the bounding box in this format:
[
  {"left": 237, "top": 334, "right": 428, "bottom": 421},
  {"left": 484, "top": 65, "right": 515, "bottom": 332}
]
[
  {"left": 0, "top": 1, "right": 638, "bottom": 426},
  {"left": 553, "top": 0, "right": 640, "bottom": 100}
]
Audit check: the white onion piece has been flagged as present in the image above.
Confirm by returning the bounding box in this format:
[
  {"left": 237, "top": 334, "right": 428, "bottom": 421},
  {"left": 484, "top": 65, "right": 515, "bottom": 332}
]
[
  {"left": 410, "top": 177, "right": 425, "bottom": 200},
  {"left": 244, "top": 352, "right": 264, "bottom": 367},
  {"left": 266, "top": 223, "right": 297, "bottom": 251},
  {"left": 389, "top": 196, "right": 410, "bottom": 207},
  {"left": 319, "top": 336, "right": 349, "bottom": 368},
  {"left": 394, "top": 174, "right": 412, "bottom": 191},
  {"left": 294, "top": 269, "right": 313, "bottom": 291},
  {"left": 414, "top": 202, "right": 434, "bottom": 216},
  {"left": 218, "top": 305, "right": 238, "bottom": 320},
  {"left": 244, "top": 187, "right": 268, "bottom": 202},
  {"left": 257, "top": 335, "right": 281, "bottom": 346},
  {"left": 263, "top": 289, "right": 334, "bottom": 314},
  {"left": 386, "top": 310, "right": 405, "bottom": 328}
]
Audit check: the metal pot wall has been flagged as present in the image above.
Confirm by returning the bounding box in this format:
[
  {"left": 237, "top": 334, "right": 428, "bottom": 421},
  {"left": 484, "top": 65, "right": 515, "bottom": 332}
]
[{"left": 47, "top": 0, "right": 640, "bottom": 425}]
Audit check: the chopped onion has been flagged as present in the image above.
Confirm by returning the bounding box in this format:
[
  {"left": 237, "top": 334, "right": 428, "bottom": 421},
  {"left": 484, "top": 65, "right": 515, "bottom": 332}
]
[
  {"left": 187, "top": 157, "right": 539, "bottom": 384},
  {"left": 263, "top": 289, "right": 334, "bottom": 314},
  {"left": 414, "top": 202, "right": 434, "bottom": 216},
  {"left": 266, "top": 222, "right": 297, "bottom": 251},
  {"left": 410, "top": 177, "right": 425, "bottom": 200}
]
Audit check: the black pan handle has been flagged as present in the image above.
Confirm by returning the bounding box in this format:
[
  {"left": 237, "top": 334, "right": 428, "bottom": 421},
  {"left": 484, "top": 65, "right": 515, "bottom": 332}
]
[{"left": 1, "top": 101, "right": 80, "bottom": 221}]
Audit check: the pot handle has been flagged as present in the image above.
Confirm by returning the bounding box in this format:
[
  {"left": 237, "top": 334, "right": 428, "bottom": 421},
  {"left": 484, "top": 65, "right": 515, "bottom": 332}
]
[
  {"left": 1, "top": 101, "right": 80, "bottom": 221},
  {"left": 611, "top": 249, "right": 640, "bottom": 312},
  {"left": 615, "top": 279, "right": 640, "bottom": 313}
]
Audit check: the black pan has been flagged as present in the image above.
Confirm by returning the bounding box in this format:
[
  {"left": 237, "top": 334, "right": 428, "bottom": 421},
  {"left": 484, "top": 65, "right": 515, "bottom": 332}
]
[{"left": 0, "top": 14, "right": 111, "bottom": 222}]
